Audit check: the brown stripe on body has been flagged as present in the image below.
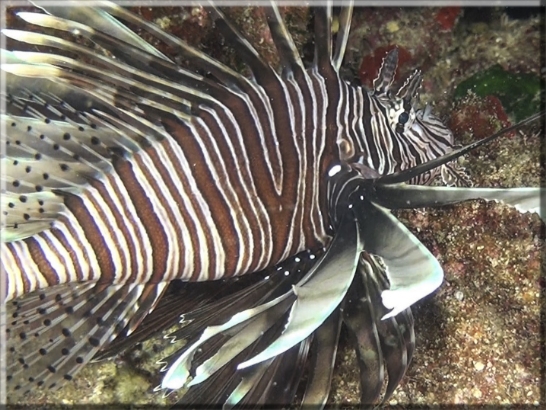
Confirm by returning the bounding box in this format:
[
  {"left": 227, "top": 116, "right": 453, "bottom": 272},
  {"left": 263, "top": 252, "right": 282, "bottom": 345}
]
[
  {"left": 322, "top": 71, "right": 342, "bottom": 156},
  {"left": 161, "top": 116, "right": 239, "bottom": 279},
  {"left": 311, "top": 73, "right": 339, "bottom": 224},
  {"left": 194, "top": 108, "right": 267, "bottom": 275},
  {"left": 202, "top": 103, "right": 273, "bottom": 270},
  {"left": 278, "top": 79, "right": 306, "bottom": 256},
  {"left": 112, "top": 156, "right": 168, "bottom": 283},
  {"left": 86, "top": 175, "right": 140, "bottom": 284},
  {"left": 49, "top": 229, "right": 86, "bottom": 283},
  {"left": 289, "top": 73, "right": 330, "bottom": 248},
  {"left": 258, "top": 78, "right": 302, "bottom": 190},
  {"left": 362, "top": 97, "right": 382, "bottom": 172},
  {"left": 222, "top": 85, "right": 292, "bottom": 207},
  {"left": 293, "top": 77, "right": 325, "bottom": 250},
  {"left": 54, "top": 214, "right": 98, "bottom": 282},
  {"left": 139, "top": 143, "right": 194, "bottom": 280},
  {"left": 63, "top": 192, "right": 116, "bottom": 284},
  {"left": 5, "top": 243, "right": 31, "bottom": 297},
  {"left": 25, "top": 238, "right": 60, "bottom": 289},
  {"left": 206, "top": 91, "right": 280, "bottom": 233},
  {"left": 250, "top": 78, "right": 302, "bottom": 263},
  {"left": 233, "top": 82, "right": 284, "bottom": 184}
]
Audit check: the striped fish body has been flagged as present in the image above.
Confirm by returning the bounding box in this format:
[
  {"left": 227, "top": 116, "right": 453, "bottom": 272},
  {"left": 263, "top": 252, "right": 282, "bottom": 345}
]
[
  {"left": 2, "top": 13, "right": 458, "bottom": 300},
  {"left": 3, "top": 4, "right": 369, "bottom": 396},
  {"left": 4, "top": 70, "right": 336, "bottom": 300},
  {"left": 4, "top": 3, "right": 541, "bottom": 406}
]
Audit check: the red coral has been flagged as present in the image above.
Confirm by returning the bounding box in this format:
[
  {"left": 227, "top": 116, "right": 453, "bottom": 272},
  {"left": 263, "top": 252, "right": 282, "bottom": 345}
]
[
  {"left": 358, "top": 44, "right": 413, "bottom": 88},
  {"left": 435, "top": 7, "right": 461, "bottom": 31}
]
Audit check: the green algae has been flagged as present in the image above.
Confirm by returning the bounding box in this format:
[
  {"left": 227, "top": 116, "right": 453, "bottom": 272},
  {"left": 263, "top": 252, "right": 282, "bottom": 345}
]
[{"left": 453, "top": 64, "right": 541, "bottom": 122}]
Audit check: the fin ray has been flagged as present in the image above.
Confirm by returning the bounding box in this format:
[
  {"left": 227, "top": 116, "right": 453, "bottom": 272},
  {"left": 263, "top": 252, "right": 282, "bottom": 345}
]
[
  {"left": 359, "top": 200, "right": 443, "bottom": 319},
  {"left": 207, "top": 5, "right": 273, "bottom": 84},
  {"left": 95, "top": 2, "right": 247, "bottom": 89},
  {"left": 31, "top": 2, "right": 171, "bottom": 61},
  {"left": 344, "top": 261, "right": 385, "bottom": 403},
  {"left": 7, "top": 281, "right": 167, "bottom": 394},
  {"left": 238, "top": 210, "right": 361, "bottom": 369},
  {"left": 313, "top": 2, "right": 333, "bottom": 74},
  {"left": 301, "top": 307, "right": 343, "bottom": 407},
  {"left": 332, "top": 2, "right": 354, "bottom": 71},
  {"left": 372, "top": 184, "right": 544, "bottom": 221},
  {"left": 263, "top": 3, "right": 305, "bottom": 77}
]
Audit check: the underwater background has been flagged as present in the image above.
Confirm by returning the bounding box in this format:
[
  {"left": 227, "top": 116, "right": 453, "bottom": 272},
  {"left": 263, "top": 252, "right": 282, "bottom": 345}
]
[{"left": 4, "top": 4, "right": 543, "bottom": 407}]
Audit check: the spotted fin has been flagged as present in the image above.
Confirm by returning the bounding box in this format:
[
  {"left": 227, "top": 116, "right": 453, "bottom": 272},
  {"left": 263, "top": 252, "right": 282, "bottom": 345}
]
[
  {"left": 3, "top": 49, "right": 105, "bottom": 115},
  {"left": 2, "top": 8, "right": 203, "bottom": 242},
  {"left": 6, "top": 281, "right": 167, "bottom": 394},
  {"left": 1, "top": 111, "right": 124, "bottom": 242},
  {"left": 0, "top": 190, "right": 65, "bottom": 243},
  {"left": 0, "top": 105, "right": 151, "bottom": 242}
]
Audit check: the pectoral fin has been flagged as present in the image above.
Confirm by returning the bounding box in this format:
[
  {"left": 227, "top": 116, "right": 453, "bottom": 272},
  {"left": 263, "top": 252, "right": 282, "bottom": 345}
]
[
  {"left": 238, "top": 211, "right": 362, "bottom": 369},
  {"left": 359, "top": 199, "right": 443, "bottom": 319},
  {"left": 372, "top": 184, "right": 543, "bottom": 221}
]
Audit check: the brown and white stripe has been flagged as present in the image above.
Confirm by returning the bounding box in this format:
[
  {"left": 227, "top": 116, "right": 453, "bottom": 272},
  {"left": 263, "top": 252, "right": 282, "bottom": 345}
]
[{"left": 2, "top": 4, "right": 458, "bottom": 304}]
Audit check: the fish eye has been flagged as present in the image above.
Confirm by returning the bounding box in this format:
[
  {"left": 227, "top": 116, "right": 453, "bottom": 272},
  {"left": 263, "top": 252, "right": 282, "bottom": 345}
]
[{"left": 398, "top": 111, "right": 410, "bottom": 125}]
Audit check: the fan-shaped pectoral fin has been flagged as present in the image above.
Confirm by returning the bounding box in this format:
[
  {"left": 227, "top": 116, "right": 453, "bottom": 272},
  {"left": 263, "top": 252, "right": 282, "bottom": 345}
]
[
  {"left": 222, "top": 358, "right": 274, "bottom": 410},
  {"left": 301, "top": 306, "right": 344, "bottom": 408},
  {"left": 343, "top": 263, "right": 384, "bottom": 404},
  {"left": 160, "top": 291, "right": 294, "bottom": 390},
  {"left": 358, "top": 199, "right": 444, "bottom": 319},
  {"left": 237, "top": 210, "right": 363, "bottom": 369},
  {"left": 372, "top": 184, "right": 544, "bottom": 222}
]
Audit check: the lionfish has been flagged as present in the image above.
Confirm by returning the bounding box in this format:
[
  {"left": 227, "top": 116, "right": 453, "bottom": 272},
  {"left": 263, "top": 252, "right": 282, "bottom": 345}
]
[{"left": 2, "top": 1, "right": 543, "bottom": 407}]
